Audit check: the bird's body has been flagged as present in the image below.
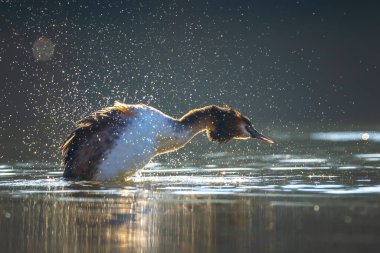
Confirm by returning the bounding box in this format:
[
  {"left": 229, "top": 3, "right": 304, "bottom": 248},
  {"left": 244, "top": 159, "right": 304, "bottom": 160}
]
[
  {"left": 60, "top": 102, "right": 273, "bottom": 180},
  {"left": 94, "top": 104, "right": 193, "bottom": 180}
]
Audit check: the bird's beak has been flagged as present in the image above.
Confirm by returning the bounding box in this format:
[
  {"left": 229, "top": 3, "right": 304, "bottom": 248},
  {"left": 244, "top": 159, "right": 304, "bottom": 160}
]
[{"left": 250, "top": 130, "right": 274, "bottom": 144}]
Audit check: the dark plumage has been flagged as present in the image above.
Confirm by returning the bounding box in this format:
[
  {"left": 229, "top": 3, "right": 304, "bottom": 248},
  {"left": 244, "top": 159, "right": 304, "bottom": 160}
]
[
  {"left": 180, "top": 105, "right": 250, "bottom": 143},
  {"left": 60, "top": 102, "right": 134, "bottom": 180}
]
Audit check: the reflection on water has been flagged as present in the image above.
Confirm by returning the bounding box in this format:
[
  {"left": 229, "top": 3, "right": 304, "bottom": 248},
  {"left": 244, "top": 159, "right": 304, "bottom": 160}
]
[{"left": 1, "top": 128, "right": 380, "bottom": 252}]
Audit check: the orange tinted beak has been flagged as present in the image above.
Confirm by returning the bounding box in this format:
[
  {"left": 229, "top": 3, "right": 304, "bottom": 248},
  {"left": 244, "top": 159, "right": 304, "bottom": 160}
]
[{"left": 250, "top": 130, "right": 274, "bottom": 144}]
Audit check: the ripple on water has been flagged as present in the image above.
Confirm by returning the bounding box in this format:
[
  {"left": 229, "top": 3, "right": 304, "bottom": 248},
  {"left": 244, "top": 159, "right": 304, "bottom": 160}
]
[
  {"left": 133, "top": 175, "right": 262, "bottom": 186},
  {"left": 203, "top": 152, "right": 229, "bottom": 158},
  {"left": 171, "top": 189, "right": 241, "bottom": 196},
  {"left": 142, "top": 167, "right": 198, "bottom": 174},
  {"left": 270, "top": 166, "right": 330, "bottom": 171},
  {"left": 355, "top": 154, "right": 380, "bottom": 162},
  {"left": 338, "top": 166, "right": 358, "bottom": 170},
  {"left": 0, "top": 165, "right": 13, "bottom": 169},
  {"left": 0, "top": 178, "right": 71, "bottom": 188},
  {"left": 278, "top": 158, "right": 327, "bottom": 163},
  {"left": 0, "top": 173, "right": 16, "bottom": 177},
  {"left": 322, "top": 186, "right": 380, "bottom": 194},
  {"left": 311, "top": 131, "right": 380, "bottom": 142}
]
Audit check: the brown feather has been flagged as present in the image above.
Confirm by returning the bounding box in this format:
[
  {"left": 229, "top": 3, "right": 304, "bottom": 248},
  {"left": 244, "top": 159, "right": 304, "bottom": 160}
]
[
  {"left": 60, "top": 102, "right": 135, "bottom": 180},
  {"left": 180, "top": 105, "right": 247, "bottom": 143}
]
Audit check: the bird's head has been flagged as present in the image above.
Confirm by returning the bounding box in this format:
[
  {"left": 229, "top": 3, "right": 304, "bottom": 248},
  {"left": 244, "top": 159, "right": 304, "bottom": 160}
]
[{"left": 206, "top": 105, "right": 274, "bottom": 144}]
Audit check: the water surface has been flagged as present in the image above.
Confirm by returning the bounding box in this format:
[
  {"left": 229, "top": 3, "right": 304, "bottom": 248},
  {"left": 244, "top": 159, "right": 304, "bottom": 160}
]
[{"left": 1, "top": 128, "right": 380, "bottom": 253}]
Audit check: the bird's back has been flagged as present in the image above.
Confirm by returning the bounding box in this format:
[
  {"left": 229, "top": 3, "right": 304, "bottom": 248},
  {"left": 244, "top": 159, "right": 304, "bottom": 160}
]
[
  {"left": 60, "top": 102, "right": 176, "bottom": 180},
  {"left": 60, "top": 102, "right": 135, "bottom": 180}
]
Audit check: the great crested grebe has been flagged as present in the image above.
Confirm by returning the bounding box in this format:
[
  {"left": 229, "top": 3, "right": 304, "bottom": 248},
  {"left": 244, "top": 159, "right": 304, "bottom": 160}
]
[{"left": 60, "top": 101, "right": 273, "bottom": 180}]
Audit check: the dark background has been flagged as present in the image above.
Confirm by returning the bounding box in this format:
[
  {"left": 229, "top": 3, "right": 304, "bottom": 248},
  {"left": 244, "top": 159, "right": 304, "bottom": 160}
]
[{"left": 0, "top": 0, "right": 379, "bottom": 162}]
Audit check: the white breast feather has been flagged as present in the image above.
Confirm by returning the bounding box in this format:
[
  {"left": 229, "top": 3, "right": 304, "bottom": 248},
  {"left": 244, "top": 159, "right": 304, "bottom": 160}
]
[{"left": 95, "top": 106, "right": 189, "bottom": 180}]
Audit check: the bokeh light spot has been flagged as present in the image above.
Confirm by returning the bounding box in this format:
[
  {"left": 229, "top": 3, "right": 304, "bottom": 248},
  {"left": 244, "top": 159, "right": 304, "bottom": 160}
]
[{"left": 32, "top": 37, "right": 55, "bottom": 61}]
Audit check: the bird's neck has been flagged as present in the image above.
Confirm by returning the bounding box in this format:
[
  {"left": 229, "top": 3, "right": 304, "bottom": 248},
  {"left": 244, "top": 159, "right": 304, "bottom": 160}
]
[
  {"left": 178, "top": 106, "right": 216, "bottom": 135},
  {"left": 155, "top": 107, "right": 216, "bottom": 155}
]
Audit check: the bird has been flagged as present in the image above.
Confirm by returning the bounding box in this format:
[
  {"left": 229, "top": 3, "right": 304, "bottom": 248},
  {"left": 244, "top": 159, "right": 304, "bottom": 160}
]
[{"left": 60, "top": 101, "right": 274, "bottom": 181}]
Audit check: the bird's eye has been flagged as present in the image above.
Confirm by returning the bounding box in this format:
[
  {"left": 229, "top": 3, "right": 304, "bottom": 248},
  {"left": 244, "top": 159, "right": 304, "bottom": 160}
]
[{"left": 245, "top": 124, "right": 255, "bottom": 133}]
